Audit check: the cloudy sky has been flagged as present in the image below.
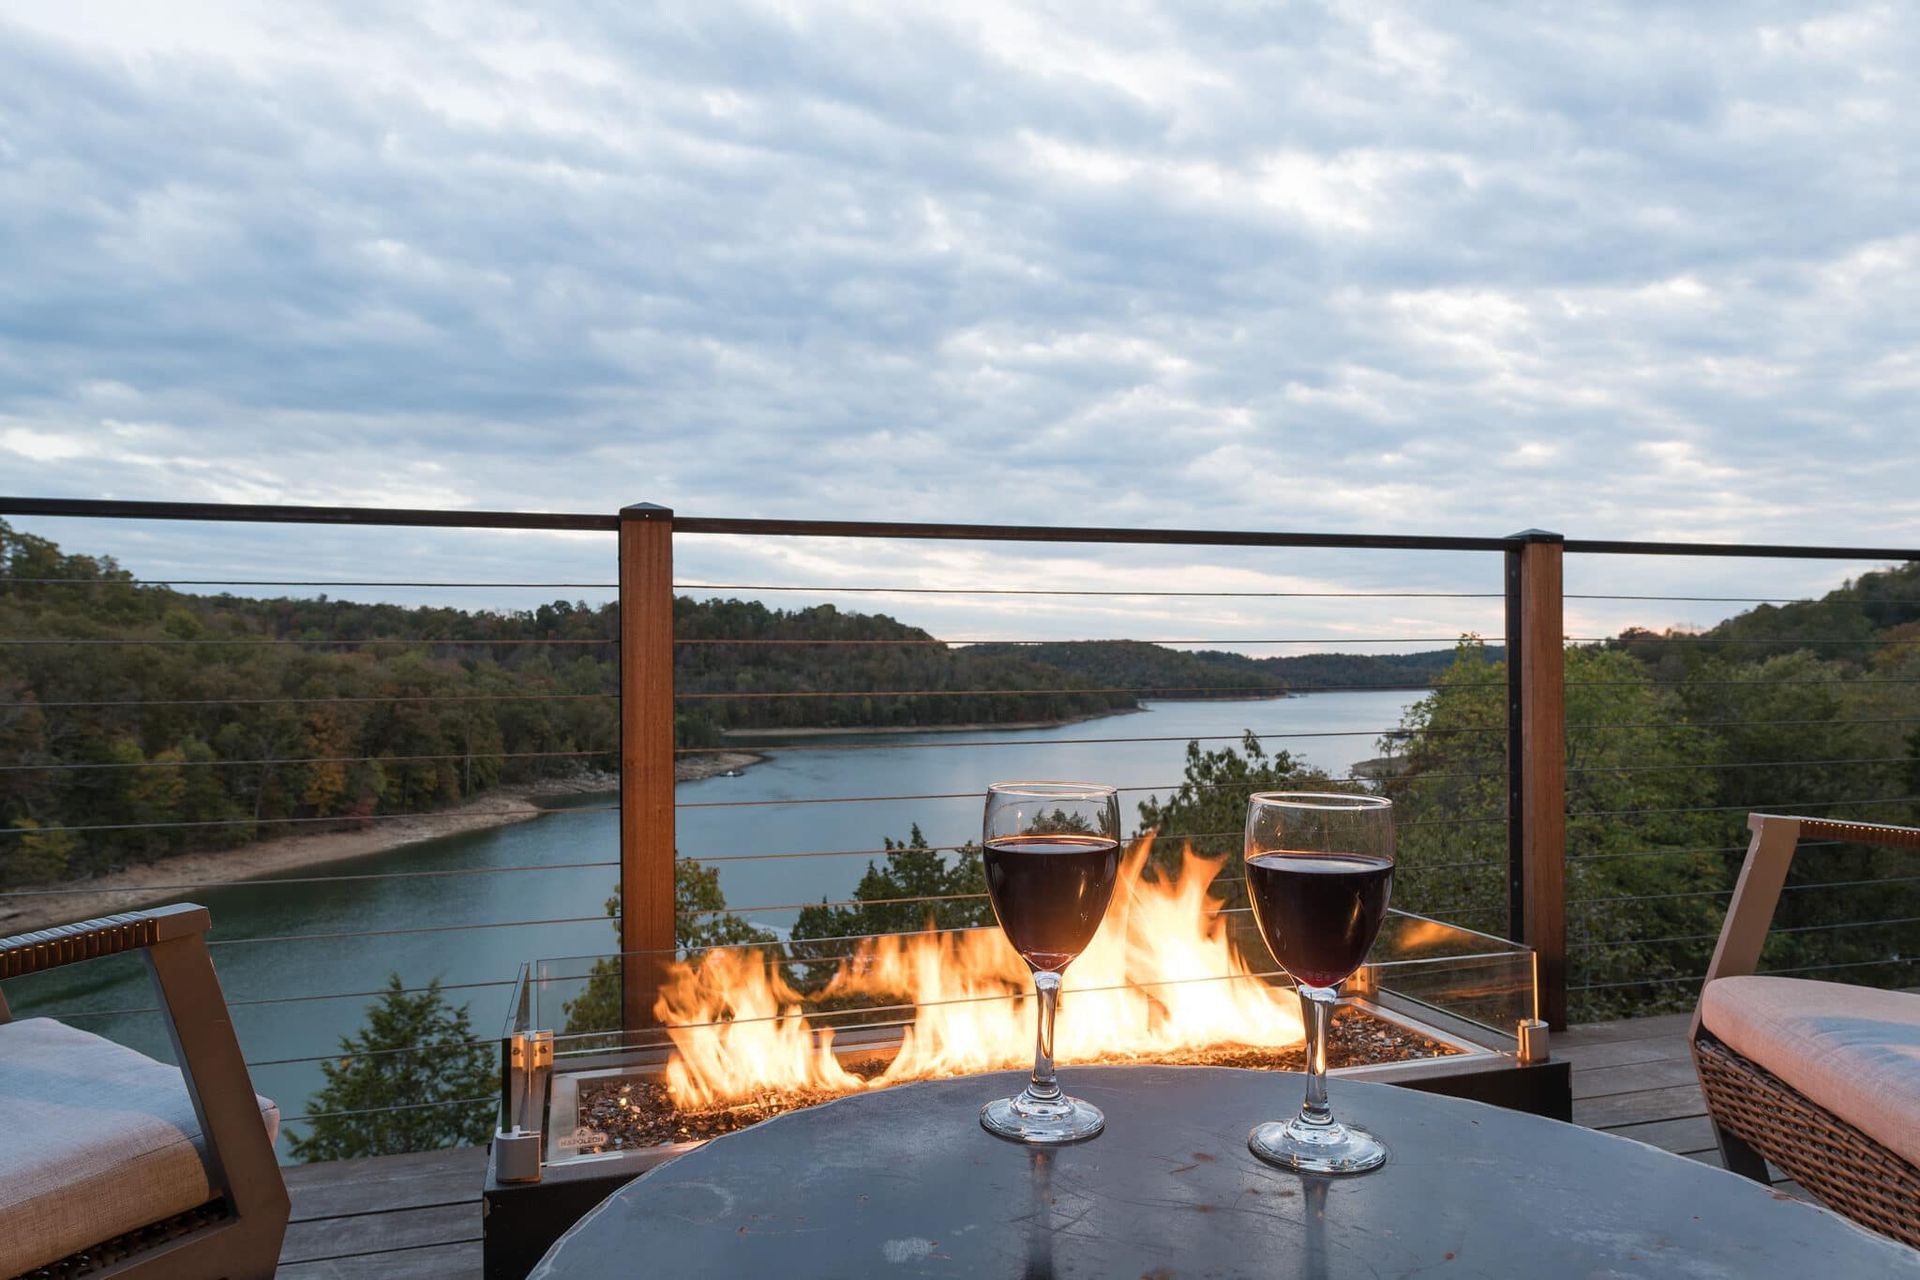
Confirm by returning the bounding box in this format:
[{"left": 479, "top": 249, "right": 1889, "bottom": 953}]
[{"left": 2, "top": 2, "right": 1915, "bottom": 644}]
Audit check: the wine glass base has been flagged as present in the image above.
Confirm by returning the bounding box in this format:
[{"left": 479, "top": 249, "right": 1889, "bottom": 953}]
[
  {"left": 1249, "top": 1117, "right": 1387, "bottom": 1175},
  {"left": 981, "top": 1092, "right": 1105, "bottom": 1145}
]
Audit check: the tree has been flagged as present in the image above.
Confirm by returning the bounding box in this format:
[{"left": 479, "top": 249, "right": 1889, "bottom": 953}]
[
  {"left": 287, "top": 975, "right": 497, "bottom": 1162},
  {"left": 560, "top": 861, "right": 777, "bottom": 1037},
  {"left": 1386, "top": 642, "right": 1733, "bottom": 1017},
  {"left": 785, "top": 826, "right": 994, "bottom": 991},
  {"left": 1135, "top": 732, "right": 1336, "bottom": 889}
]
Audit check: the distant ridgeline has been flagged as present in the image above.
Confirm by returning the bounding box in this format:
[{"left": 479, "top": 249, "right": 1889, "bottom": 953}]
[{"left": 961, "top": 641, "right": 1498, "bottom": 696}]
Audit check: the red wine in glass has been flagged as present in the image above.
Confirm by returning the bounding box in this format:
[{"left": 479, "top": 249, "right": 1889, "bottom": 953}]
[
  {"left": 1243, "top": 792, "right": 1395, "bottom": 1175},
  {"left": 983, "top": 833, "right": 1122, "bottom": 973},
  {"left": 978, "top": 782, "right": 1122, "bottom": 1146},
  {"left": 1245, "top": 851, "right": 1394, "bottom": 989}
]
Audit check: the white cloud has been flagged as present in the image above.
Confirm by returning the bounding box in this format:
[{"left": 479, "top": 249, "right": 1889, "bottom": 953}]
[{"left": 0, "top": 1, "right": 1916, "bottom": 643}]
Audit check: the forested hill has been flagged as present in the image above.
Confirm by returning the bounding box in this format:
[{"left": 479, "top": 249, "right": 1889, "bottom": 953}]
[
  {"left": 961, "top": 641, "right": 1496, "bottom": 695},
  {"left": 0, "top": 520, "right": 1131, "bottom": 885},
  {"left": 1606, "top": 561, "right": 1920, "bottom": 675}
]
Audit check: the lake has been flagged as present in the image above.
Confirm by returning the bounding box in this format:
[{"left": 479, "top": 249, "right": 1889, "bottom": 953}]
[{"left": 7, "top": 689, "right": 1415, "bottom": 1150}]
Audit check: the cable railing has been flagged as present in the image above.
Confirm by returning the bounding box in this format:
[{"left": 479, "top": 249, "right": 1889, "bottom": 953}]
[{"left": 6, "top": 496, "right": 1920, "bottom": 1160}]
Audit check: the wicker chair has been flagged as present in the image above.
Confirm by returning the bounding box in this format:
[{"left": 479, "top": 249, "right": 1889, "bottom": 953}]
[
  {"left": 1690, "top": 814, "right": 1920, "bottom": 1248},
  {"left": 0, "top": 905, "right": 289, "bottom": 1278}
]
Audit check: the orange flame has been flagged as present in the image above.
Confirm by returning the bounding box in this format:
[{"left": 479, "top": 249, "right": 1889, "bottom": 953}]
[{"left": 656, "top": 837, "right": 1307, "bottom": 1109}]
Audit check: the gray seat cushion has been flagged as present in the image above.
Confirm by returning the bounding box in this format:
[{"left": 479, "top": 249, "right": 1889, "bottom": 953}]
[
  {"left": 1700, "top": 976, "right": 1920, "bottom": 1168},
  {"left": 0, "top": 1017, "right": 279, "bottom": 1276}
]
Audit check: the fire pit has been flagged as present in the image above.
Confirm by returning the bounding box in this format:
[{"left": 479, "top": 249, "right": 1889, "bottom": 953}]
[
  {"left": 568, "top": 1005, "right": 1462, "bottom": 1151},
  {"left": 481, "top": 846, "right": 1564, "bottom": 1280}
]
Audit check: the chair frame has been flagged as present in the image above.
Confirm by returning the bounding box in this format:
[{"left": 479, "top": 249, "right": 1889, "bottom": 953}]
[
  {"left": 1690, "top": 813, "right": 1920, "bottom": 1248},
  {"left": 0, "top": 904, "right": 290, "bottom": 1279}
]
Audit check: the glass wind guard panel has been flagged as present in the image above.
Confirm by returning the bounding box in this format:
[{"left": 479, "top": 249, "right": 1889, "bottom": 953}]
[{"left": 515, "top": 909, "right": 1537, "bottom": 1166}]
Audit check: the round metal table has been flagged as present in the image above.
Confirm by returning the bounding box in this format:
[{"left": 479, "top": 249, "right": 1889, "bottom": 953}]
[{"left": 531, "top": 1065, "right": 1915, "bottom": 1278}]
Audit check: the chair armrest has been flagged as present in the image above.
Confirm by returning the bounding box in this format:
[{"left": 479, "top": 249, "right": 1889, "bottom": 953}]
[
  {"left": 1691, "top": 813, "right": 1920, "bottom": 1041},
  {"left": 0, "top": 904, "right": 211, "bottom": 980},
  {"left": 1788, "top": 816, "right": 1920, "bottom": 848}
]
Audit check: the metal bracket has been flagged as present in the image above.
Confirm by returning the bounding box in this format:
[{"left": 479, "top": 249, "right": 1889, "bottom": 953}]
[{"left": 1517, "top": 1018, "right": 1550, "bottom": 1064}]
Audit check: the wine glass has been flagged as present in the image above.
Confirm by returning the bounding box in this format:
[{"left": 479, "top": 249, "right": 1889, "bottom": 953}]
[
  {"left": 979, "top": 781, "right": 1123, "bottom": 1144},
  {"left": 1243, "top": 792, "right": 1395, "bottom": 1174}
]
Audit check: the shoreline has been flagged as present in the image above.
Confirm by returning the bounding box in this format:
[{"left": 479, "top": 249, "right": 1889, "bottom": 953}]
[
  {"left": 721, "top": 705, "right": 1147, "bottom": 741},
  {"left": 0, "top": 751, "right": 767, "bottom": 935}
]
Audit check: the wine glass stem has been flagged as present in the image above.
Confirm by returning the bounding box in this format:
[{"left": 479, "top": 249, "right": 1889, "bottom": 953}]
[
  {"left": 1026, "top": 970, "right": 1063, "bottom": 1102},
  {"left": 1298, "top": 984, "right": 1336, "bottom": 1128}
]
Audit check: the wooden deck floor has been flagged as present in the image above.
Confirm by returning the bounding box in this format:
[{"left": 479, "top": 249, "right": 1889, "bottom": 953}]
[{"left": 278, "top": 1011, "right": 1794, "bottom": 1277}]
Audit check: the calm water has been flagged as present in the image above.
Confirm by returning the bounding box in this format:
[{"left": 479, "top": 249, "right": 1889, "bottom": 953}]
[{"left": 8, "top": 690, "right": 1413, "bottom": 1148}]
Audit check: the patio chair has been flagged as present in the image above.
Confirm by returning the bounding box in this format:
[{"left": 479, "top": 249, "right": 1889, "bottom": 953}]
[
  {"left": 0, "top": 905, "right": 288, "bottom": 1278},
  {"left": 1690, "top": 813, "right": 1920, "bottom": 1248}
]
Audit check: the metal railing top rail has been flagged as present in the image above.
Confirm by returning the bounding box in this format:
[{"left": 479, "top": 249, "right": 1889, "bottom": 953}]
[
  {"left": 1563, "top": 536, "right": 1920, "bottom": 560},
  {"left": 0, "top": 496, "right": 615, "bottom": 531},
  {"left": 10, "top": 495, "right": 1920, "bottom": 561}
]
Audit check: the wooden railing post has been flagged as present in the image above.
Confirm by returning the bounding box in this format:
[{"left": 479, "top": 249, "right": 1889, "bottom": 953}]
[
  {"left": 619, "top": 503, "right": 676, "bottom": 1034},
  {"left": 1505, "top": 529, "right": 1567, "bottom": 1029}
]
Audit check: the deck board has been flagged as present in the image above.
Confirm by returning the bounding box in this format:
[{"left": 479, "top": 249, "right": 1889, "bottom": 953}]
[{"left": 274, "top": 1010, "right": 1833, "bottom": 1275}]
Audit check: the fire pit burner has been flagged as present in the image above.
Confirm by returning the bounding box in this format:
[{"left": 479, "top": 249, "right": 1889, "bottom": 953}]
[{"left": 568, "top": 1005, "right": 1461, "bottom": 1152}]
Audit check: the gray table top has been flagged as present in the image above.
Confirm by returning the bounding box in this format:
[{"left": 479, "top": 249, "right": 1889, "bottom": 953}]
[{"left": 532, "top": 1065, "right": 1917, "bottom": 1279}]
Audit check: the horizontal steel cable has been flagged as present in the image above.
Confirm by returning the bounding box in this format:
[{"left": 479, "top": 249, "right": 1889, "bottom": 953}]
[
  {"left": 1570, "top": 840, "right": 1851, "bottom": 864},
  {"left": 1568, "top": 636, "right": 1920, "bottom": 646},
  {"left": 683, "top": 830, "right": 1503, "bottom": 865},
  {"left": 687, "top": 890, "right": 989, "bottom": 916},
  {"left": 1568, "top": 715, "right": 1920, "bottom": 732},
  {"left": 686, "top": 830, "right": 1244, "bottom": 862},
  {"left": 0, "top": 859, "right": 619, "bottom": 897},
  {"left": 675, "top": 728, "right": 1499, "bottom": 755},
  {"left": 1399, "top": 858, "right": 1506, "bottom": 873},
  {"left": 0, "top": 804, "right": 615, "bottom": 837},
  {"left": 677, "top": 685, "right": 1299, "bottom": 700},
  {"left": 673, "top": 583, "right": 1504, "bottom": 599},
  {"left": 0, "top": 748, "right": 611, "bottom": 773},
  {"left": 1403, "top": 900, "right": 1504, "bottom": 917},
  {"left": 281, "top": 1095, "right": 496, "bottom": 1126},
  {"left": 683, "top": 832, "right": 1251, "bottom": 859},
  {"left": 702, "top": 876, "right": 1272, "bottom": 918},
  {"left": 1573, "top": 873, "right": 1920, "bottom": 906},
  {"left": 1567, "top": 593, "right": 1920, "bottom": 604},
  {"left": 1571, "top": 916, "right": 1920, "bottom": 952},
  {"left": 38, "top": 977, "right": 518, "bottom": 1022},
  {"left": 248, "top": 1036, "right": 496, "bottom": 1069},
  {"left": 675, "top": 777, "right": 1502, "bottom": 811},
  {"left": 6, "top": 691, "right": 613, "bottom": 709},
  {"left": 1571, "top": 954, "right": 1920, "bottom": 993},
  {"left": 0, "top": 637, "right": 614, "bottom": 647},
  {"left": 1568, "top": 973, "right": 1706, "bottom": 992},
  {"left": 678, "top": 780, "right": 1286, "bottom": 810},
  {"left": 6, "top": 578, "right": 617, "bottom": 588},
  {"left": 1767, "top": 956, "right": 1920, "bottom": 977},
  {"left": 1567, "top": 677, "right": 1920, "bottom": 688},
  {"left": 674, "top": 636, "right": 1482, "bottom": 646},
  {"left": 203, "top": 913, "right": 612, "bottom": 948},
  {"left": 1575, "top": 795, "right": 1920, "bottom": 821},
  {"left": 1566, "top": 757, "right": 1908, "bottom": 776}
]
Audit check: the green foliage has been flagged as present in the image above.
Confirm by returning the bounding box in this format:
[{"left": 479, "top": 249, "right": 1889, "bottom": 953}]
[
  {"left": 1135, "top": 732, "right": 1336, "bottom": 878},
  {"left": 560, "top": 861, "right": 777, "bottom": 1038},
  {"left": 784, "top": 825, "right": 994, "bottom": 989},
  {"left": 1383, "top": 643, "right": 1728, "bottom": 1016},
  {"left": 287, "top": 975, "right": 497, "bottom": 1162}
]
